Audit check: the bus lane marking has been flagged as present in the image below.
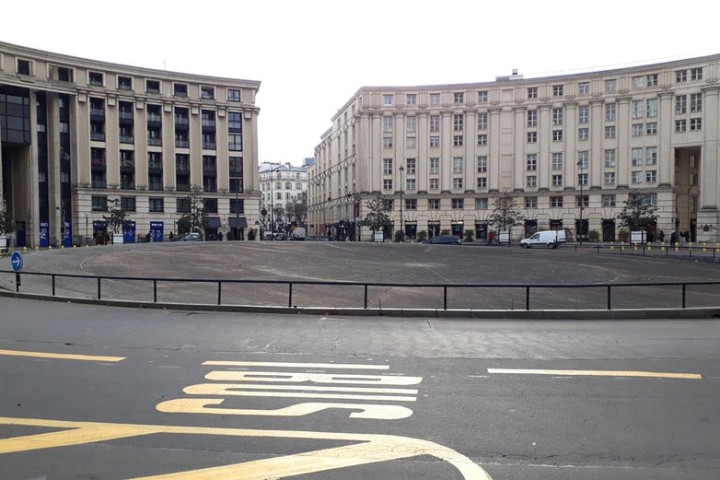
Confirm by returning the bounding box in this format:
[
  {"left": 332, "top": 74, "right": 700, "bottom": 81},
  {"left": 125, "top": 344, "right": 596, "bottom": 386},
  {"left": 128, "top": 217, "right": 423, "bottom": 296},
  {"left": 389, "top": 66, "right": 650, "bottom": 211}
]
[
  {"left": 0, "top": 416, "right": 493, "bottom": 480},
  {"left": 202, "top": 360, "right": 390, "bottom": 370}
]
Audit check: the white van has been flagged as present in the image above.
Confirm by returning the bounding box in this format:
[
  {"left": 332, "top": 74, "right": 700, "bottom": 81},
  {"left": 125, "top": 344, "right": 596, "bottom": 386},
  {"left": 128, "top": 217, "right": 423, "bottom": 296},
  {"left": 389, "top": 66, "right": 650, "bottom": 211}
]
[
  {"left": 291, "top": 226, "right": 306, "bottom": 241},
  {"left": 520, "top": 230, "right": 566, "bottom": 249}
]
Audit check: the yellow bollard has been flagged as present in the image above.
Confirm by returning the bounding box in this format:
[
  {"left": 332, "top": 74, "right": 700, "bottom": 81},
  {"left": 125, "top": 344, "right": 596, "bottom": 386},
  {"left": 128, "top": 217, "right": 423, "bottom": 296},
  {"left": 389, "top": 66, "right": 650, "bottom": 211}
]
[
  {"left": 702, "top": 242, "right": 707, "bottom": 253},
  {"left": 609, "top": 244, "right": 615, "bottom": 251},
  {"left": 674, "top": 244, "right": 679, "bottom": 252},
  {"left": 647, "top": 243, "right": 652, "bottom": 252},
  {"left": 35, "top": 246, "right": 39, "bottom": 251},
  {"left": 620, "top": 243, "right": 625, "bottom": 253},
  {"left": 661, "top": 242, "right": 666, "bottom": 252},
  {"left": 633, "top": 244, "right": 638, "bottom": 252}
]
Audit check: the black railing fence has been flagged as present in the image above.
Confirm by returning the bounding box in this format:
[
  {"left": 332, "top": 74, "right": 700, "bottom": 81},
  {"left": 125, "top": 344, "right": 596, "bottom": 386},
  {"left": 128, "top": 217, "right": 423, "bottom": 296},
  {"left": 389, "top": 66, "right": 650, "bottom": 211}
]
[{"left": 2, "top": 270, "right": 719, "bottom": 312}]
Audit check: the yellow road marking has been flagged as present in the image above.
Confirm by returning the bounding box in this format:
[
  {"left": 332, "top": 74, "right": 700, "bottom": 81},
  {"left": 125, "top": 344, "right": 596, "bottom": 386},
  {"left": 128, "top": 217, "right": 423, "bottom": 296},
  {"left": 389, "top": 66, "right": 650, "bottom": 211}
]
[
  {"left": 0, "top": 349, "right": 125, "bottom": 363},
  {"left": 203, "top": 360, "right": 389, "bottom": 370},
  {"left": 184, "top": 383, "right": 417, "bottom": 402},
  {"left": 487, "top": 368, "right": 702, "bottom": 379},
  {"left": 0, "top": 416, "right": 492, "bottom": 480},
  {"left": 156, "top": 399, "right": 414, "bottom": 419}
]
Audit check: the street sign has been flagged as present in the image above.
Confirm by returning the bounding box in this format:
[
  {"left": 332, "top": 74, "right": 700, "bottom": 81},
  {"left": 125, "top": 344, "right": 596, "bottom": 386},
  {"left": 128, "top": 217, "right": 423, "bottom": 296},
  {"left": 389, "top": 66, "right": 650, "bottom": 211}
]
[{"left": 10, "top": 251, "right": 23, "bottom": 272}]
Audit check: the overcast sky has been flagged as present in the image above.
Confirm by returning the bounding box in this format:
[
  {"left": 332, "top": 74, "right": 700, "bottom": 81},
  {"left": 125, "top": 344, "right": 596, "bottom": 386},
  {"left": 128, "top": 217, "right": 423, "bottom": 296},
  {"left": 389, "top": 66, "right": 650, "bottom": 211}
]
[{"left": 3, "top": 1, "right": 719, "bottom": 165}]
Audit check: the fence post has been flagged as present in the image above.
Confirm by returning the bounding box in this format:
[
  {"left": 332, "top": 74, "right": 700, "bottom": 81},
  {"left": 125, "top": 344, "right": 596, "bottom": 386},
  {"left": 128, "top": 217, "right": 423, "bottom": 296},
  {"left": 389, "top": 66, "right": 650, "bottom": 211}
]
[
  {"left": 443, "top": 286, "right": 448, "bottom": 310},
  {"left": 607, "top": 285, "right": 612, "bottom": 310},
  {"left": 153, "top": 279, "right": 158, "bottom": 303},
  {"left": 52, "top": 274, "right": 56, "bottom": 296},
  {"left": 525, "top": 286, "right": 530, "bottom": 310},
  {"left": 364, "top": 284, "right": 368, "bottom": 309},
  {"left": 217, "top": 281, "right": 222, "bottom": 305},
  {"left": 288, "top": 282, "right": 293, "bottom": 308},
  {"left": 682, "top": 284, "right": 686, "bottom": 308},
  {"left": 97, "top": 277, "right": 102, "bottom": 299}
]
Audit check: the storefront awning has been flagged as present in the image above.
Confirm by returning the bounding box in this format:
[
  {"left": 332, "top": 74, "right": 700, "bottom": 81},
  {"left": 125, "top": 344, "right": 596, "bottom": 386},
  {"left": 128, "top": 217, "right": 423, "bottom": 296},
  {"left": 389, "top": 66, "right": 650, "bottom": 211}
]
[
  {"left": 206, "top": 217, "right": 221, "bottom": 229},
  {"left": 229, "top": 216, "right": 248, "bottom": 228}
]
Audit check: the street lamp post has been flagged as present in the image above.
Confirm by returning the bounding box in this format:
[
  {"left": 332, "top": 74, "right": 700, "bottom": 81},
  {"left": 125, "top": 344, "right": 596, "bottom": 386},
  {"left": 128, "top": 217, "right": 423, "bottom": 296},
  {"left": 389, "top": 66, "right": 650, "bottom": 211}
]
[
  {"left": 399, "top": 164, "right": 405, "bottom": 242},
  {"left": 577, "top": 160, "right": 585, "bottom": 246}
]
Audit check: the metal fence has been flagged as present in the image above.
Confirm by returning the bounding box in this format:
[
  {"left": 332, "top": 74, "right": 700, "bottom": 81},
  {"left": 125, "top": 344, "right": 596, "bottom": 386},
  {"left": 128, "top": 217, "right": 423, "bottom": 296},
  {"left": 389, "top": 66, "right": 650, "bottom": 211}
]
[{"left": 2, "top": 270, "right": 720, "bottom": 312}]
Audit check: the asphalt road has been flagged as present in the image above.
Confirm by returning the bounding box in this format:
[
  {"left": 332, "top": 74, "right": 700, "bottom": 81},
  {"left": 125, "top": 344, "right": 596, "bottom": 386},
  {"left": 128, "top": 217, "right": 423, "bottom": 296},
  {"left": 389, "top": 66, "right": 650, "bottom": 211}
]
[
  {"left": 0, "top": 297, "right": 718, "bottom": 479},
  {"left": 2, "top": 242, "right": 720, "bottom": 312}
]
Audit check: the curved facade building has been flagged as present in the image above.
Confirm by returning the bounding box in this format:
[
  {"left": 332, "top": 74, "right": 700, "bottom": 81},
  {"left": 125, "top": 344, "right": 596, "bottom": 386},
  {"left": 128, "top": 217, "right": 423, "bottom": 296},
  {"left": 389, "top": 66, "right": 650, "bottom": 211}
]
[
  {"left": 311, "top": 55, "right": 720, "bottom": 243},
  {"left": 0, "top": 41, "right": 260, "bottom": 246}
]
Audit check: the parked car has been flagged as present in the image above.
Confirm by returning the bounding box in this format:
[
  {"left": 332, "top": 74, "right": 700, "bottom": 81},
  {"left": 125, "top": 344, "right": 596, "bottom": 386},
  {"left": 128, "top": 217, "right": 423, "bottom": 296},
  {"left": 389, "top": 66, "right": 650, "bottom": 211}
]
[
  {"left": 291, "top": 227, "right": 307, "bottom": 241},
  {"left": 172, "top": 232, "right": 203, "bottom": 242},
  {"left": 520, "top": 230, "right": 566, "bottom": 249},
  {"left": 424, "top": 235, "right": 462, "bottom": 245}
]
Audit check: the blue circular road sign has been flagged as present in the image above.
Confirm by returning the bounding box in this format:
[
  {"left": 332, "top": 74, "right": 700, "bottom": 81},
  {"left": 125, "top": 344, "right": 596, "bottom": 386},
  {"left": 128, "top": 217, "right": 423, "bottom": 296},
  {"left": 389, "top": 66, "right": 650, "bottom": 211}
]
[{"left": 10, "top": 251, "right": 23, "bottom": 272}]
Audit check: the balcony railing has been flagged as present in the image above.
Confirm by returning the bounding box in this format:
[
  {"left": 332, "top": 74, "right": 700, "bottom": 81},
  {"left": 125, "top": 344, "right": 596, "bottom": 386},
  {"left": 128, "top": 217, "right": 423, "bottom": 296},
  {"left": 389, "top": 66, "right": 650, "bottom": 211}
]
[
  {"left": 119, "top": 135, "right": 134, "bottom": 144},
  {"left": 90, "top": 132, "right": 105, "bottom": 142},
  {"left": 147, "top": 138, "right": 162, "bottom": 146},
  {"left": 175, "top": 140, "right": 189, "bottom": 148}
]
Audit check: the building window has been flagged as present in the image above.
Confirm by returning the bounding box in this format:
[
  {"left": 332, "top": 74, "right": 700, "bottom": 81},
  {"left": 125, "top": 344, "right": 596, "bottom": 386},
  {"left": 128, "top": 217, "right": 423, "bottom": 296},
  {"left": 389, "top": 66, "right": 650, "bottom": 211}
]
[
  {"left": 428, "top": 199, "right": 440, "bottom": 210},
  {"left": 477, "top": 112, "right": 488, "bottom": 129},
  {"left": 201, "top": 86, "right": 214, "bottom": 100},
  {"left": 578, "top": 105, "right": 589, "bottom": 124},
  {"left": 405, "top": 199, "right": 417, "bottom": 211},
  {"left": 453, "top": 92, "right": 464, "bottom": 104},
  {"left": 605, "top": 126, "right": 616, "bottom": 139},
  {"left": 550, "top": 196, "right": 563, "bottom": 208},
  {"left": 577, "top": 151, "right": 589, "bottom": 169},
  {"left": 526, "top": 176, "right": 537, "bottom": 187},
  {"left": 690, "top": 93, "right": 702, "bottom": 113},
  {"left": 406, "top": 178, "right": 416, "bottom": 191},
  {"left": 552, "top": 153, "right": 563, "bottom": 170},
  {"left": 552, "top": 107, "right": 564, "bottom": 126},
  {"left": 578, "top": 82, "right": 590, "bottom": 95},
  {"left": 17, "top": 58, "right": 32, "bottom": 75},
  {"left": 176, "top": 198, "right": 190, "bottom": 213},
  {"left": 605, "top": 103, "right": 616, "bottom": 122},
  {"left": 452, "top": 157, "right": 464, "bottom": 174},
  {"left": 430, "top": 93, "right": 440, "bottom": 105},
  {"left": 526, "top": 154, "right": 537, "bottom": 171},
  {"left": 173, "top": 83, "right": 188, "bottom": 97},
  {"left": 675, "top": 69, "right": 687, "bottom": 83},
  {"left": 632, "top": 100, "right": 644, "bottom": 119},
  {"left": 645, "top": 147, "right": 657, "bottom": 165},
  {"left": 477, "top": 134, "right": 487, "bottom": 145},
  {"left": 88, "top": 71, "right": 104, "bottom": 86},
  {"left": 406, "top": 94, "right": 417, "bottom": 105},
  {"left": 632, "top": 123, "right": 643, "bottom": 136},
  {"left": 146, "top": 79, "right": 160, "bottom": 94},
  {"left": 120, "top": 197, "right": 136, "bottom": 212},
  {"left": 578, "top": 173, "right": 588, "bottom": 187},
  {"left": 646, "top": 99, "right": 658, "bottom": 118},
  {"left": 476, "top": 198, "right": 488, "bottom": 209},
  {"left": 406, "top": 157, "right": 416, "bottom": 175},
  {"left": 383, "top": 179, "right": 393, "bottom": 190},
  {"left": 552, "top": 174, "right": 563, "bottom": 187},
  {"left": 576, "top": 195, "right": 589, "bottom": 208},
  {"left": 429, "top": 178, "right": 439, "bottom": 190},
  {"left": 429, "top": 157, "right": 440, "bottom": 174},
  {"left": 525, "top": 197, "right": 537, "bottom": 208},
  {"left": 647, "top": 74, "right": 658, "bottom": 87},
  {"left": 527, "top": 87, "right": 538, "bottom": 99},
  {"left": 604, "top": 79, "right": 616, "bottom": 93},
  {"left": 477, "top": 177, "right": 487, "bottom": 189},
  {"left": 646, "top": 122, "right": 658, "bottom": 135},
  {"left": 429, "top": 136, "right": 440, "bottom": 148},
  {"left": 477, "top": 156, "right": 488, "bottom": 173},
  {"left": 430, "top": 115, "right": 440, "bottom": 132},
  {"left": 690, "top": 118, "right": 702, "bottom": 131},
  {"left": 452, "top": 198, "right": 464, "bottom": 209},
  {"left": 604, "top": 172, "right": 616, "bottom": 185},
  {"left": 527, "top": 131, "right": 537, "bottom": 143},
  {"left": 406, "top": 116, "right": 417, "bottom": 133},
  {"left": 527, "top": 110, "right": 537, "bottom": 127},
  {"left": 228, "top": 134, "right": 243, "bottom": 151},
  {"left": 453, "top": 135, "right": 464, "bottom": 146},
  {"left": 91, "top": 196, "right": 107, "bottom": 212},
  {"left": 453, "top": 114, "right": 464, "bottom": 131},
  {"left": 690, "top": 67, "right": 703, "bottom": 81},
  {"left": 552, "top": 129, "right": 563, "bottom": 141},
  {"left": 646, "top": 170, "right": 657, "bottom": 183},
  {"left": 675, "top": 95, "right": 687, "bottom": 115},
  {"left": 453, "top": 178, "right": 463, "bottom": 190},
  {"left": 477, "top": 91, "right": 488, "bottom": 103},
  {"left": 149, "top": 198, "right": 164, "bottom": 213},
  {"left": 117, "top": 76, "right": 132, "bottom": 90},
  {"left": 203, "top": 198, "right": 218, "bottom": 213},
  {"left": 578, "top": 128, "right": 589, "bottom": 141},
  {"left": 604, "top": 149, "right": 616, "bottom": 168},
  {"left": 675, "top": 119, "right": 687, "bottom": 132},
  {"left": 383, "top": 116, "right": 393, "bottom": 132},
  {"left": 406, "top": 136, "right": 417, "bottom": 149},
  {"left": 228, "top": 89, "right": 241, "bottom": 102},
  {"left": 383, "top": 158, "right": 393, "bottom": 175},
  {"left": 631, "top": 171, "right": 643, "bottom": 184},
  {"left": 553, "top": 85, "right": 564, "bottom": 97},
  {"left": 383, "top": 94, "right": 394, "bottom": 106},
  {"left": 602, "top": 194, "right": 616, "bottom": 207}
]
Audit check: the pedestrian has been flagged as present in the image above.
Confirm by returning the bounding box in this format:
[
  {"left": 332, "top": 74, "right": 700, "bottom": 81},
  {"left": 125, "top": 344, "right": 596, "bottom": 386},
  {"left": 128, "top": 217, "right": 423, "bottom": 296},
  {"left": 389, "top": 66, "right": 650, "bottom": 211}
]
[
  {"left": 169, "top": 231, "right": 174, "bottom": 240},
  {"left": 670, "top": 231, "right": 677, "bottom": 247},
  {"left": 145, "top": 231, "right": 151, "bottom": 242},
  {"left": 658, "top": 230, "right": 665, "bottom": 243}
]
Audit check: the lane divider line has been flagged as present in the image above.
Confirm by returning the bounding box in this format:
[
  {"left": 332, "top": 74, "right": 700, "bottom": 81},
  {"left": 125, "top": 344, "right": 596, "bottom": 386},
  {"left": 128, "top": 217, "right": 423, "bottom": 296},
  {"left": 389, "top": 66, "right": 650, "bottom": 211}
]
[
  {"left": 487, "top": 368, "right": 702, "bottom": 380},
  {"left": 0, "top": 349, "right": 125, "bottom": 363}
]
